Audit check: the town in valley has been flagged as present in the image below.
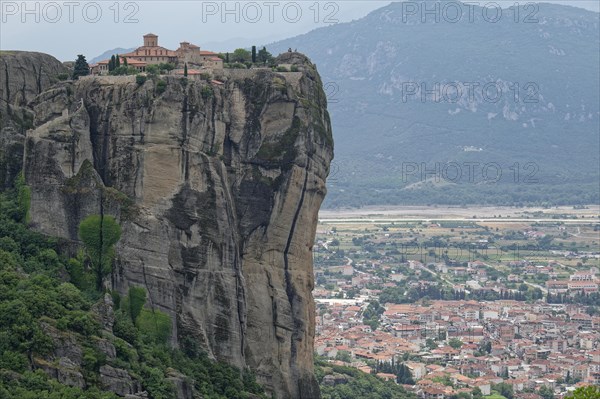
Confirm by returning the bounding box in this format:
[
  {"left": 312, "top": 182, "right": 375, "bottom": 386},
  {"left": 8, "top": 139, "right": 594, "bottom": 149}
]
[{"left": 312, "top": 206, "right": 600, "bottom": 398}]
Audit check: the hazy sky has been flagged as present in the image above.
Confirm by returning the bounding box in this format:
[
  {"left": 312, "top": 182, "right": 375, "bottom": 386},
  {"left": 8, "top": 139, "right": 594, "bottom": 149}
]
[{"left": 1, "top": 1, "right": 598, "bottom": 61}]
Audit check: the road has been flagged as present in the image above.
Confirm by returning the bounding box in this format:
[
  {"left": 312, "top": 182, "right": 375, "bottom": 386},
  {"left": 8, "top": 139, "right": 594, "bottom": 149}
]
[{"left": 414, "top": 262, "right": 457, "bottom": 290}]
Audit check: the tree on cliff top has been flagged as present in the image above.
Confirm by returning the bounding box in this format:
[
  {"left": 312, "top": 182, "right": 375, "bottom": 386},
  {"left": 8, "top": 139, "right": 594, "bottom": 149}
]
[
  {"left": 232, "top": 48, "right": 250, "bottom": 63},
  {"left": 257, "top": 47, "right": 273, "bottom": 65},
  {"left": 72, "top": 54, "right": 89, "bottom": 79}
]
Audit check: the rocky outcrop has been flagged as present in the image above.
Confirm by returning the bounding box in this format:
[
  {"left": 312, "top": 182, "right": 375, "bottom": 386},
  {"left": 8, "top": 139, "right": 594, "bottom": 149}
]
[
  {"left": 22, "top": 53, "right": 333, "bottom": 398},
  {"left": 100, "top": 365, "right": 142, "bottom": 396},
  {"left": 33, "top": 356, "right": 86, "bottom": 389},
  {"left": 0, "top": 51, "right": 68, "bottom": 107},
  {"left": 0, "top": 51, "right": 68, "bottom": 188},
  {"left": 165, "top": 369, "right": 195, "bottom": 399}
]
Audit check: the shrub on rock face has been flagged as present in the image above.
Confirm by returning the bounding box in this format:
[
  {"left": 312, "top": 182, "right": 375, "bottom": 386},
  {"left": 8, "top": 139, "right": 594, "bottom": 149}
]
[
  {"left": 118, "top": 286, "right": 172, "bottom": 345},
  {"left": 201, "top": 86, "right": 213, "bottom": 99},
  {"left": 136, "top": 308, "right": 171, "bottom": 344},
  {"left": 78, "top": 215, "right": 121, "bottom": 290},
  {"left": 156, "top": 80, "right": 167, "bottom": 94}
]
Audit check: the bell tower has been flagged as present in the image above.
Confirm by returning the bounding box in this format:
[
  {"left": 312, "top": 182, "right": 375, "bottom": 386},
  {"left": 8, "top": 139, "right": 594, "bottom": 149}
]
[{"left": 143, "top": 33, "right": 158, "bottom": 47}]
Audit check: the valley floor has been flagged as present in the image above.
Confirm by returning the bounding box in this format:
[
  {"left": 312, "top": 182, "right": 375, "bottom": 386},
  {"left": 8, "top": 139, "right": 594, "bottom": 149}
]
[
  {"left": 312, "top": 205, "right": 600, "bottom": 395},
  {"left": 319, "top": 205, "right": 600, "bottom": 220}
]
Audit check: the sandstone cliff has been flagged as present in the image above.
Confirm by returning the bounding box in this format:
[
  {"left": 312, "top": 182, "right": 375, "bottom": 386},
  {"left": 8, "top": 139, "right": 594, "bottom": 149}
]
[
  {"left": 0, "top": 51, "right": 68, "bottom": 188},
  {"left": 20, "top": 52, "right": 333, "bottom": 398}
]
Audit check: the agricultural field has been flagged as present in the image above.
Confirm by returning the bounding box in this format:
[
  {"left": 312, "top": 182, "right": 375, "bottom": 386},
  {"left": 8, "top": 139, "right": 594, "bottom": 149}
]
[{"left": 314, "top": 205, "right": 600, "bottom": 301}]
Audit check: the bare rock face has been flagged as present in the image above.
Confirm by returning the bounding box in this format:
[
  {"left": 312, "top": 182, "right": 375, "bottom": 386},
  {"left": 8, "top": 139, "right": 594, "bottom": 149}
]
[
  {"left": 23, "top": 53, "right": 333, "bottom": 398},
  {"left": 0, "top": 51, "right": 67, "bottom": 107},
  {"left": 100, "top": 365, "right": 142, "bottom": 396},
  {"left": 0, "top": 51, "right": 68, "bottom": 188}
]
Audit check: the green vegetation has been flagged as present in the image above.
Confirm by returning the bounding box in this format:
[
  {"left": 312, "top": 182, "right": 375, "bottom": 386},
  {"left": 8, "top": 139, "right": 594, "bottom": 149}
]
[
  {"left": 145, "top": 63, "right": 175, "bottom": 76},
  {"left": 565, "top": 386, "right": 600, "bottom": 399},
  {"left": 232, "top": 48, "right": 251, "bottom": 63},
  {"left": 135, "top": 308, "right": 171, "bottom": 344},
  {"left": 0, "top": 370, "right": 119, "bottom": 399},
  {"left": 114, "top": 286, "right": 171, "bottom": 345},
  {"left": 362, "top": 300, "right": 384, "bottom": 330},
  {"left": 78, "top": 214, "right": 121, "bottom": 290},
  {"left": 375, "top": 361, "right": 415, "bottom": 384},
  {"left": 225, "top": 62, "right": 247, "bottom": 69},
  {"left": 135, "top": 74, "right": 147, "bottom": 85},
  {"left": 257, "top": 47, "right": 273, "bottom": 65},
  {"left": 108, "top": 55, "right": 116, "bottom": 72},
  {"left": 223, "top": 46, "right": 273, "bottom": 68},
  {"left": 201, "top": 86, "right": 213, "bottom": 99},
  {"left": 72, "top": 55, "right": 89, "bottom": 79},
  {"left": 491, "top": 382, "right": 514, "bottom": 399},
  {"left": 448, "top": 338, "right": 463, "bottom": 350},
  {"left": 123, "top": 286, "right": 146, "bottom": 321},
  {"left": 315, "top": 357, "right": 417, "bottom": 399},
  {"left": 141, "top": 62, "right": 175, "bottom": 77},
  {"left": 155, "top": 80, "right": 167, "bottom": 95},
  {"left": 539, "top": 385, "right": 554, "bottom": 399},
  {"left": 335, "top": 350, "right": 351, "bottom": 363},
  {"left": 108, "top": 66, "right": 138, "bottom": 76},
  {"left": 0, "top": 180, "right": 267, "bottom": 399},
  {"left": 14, "top": 173, "right": 30, "bottom": 223}
]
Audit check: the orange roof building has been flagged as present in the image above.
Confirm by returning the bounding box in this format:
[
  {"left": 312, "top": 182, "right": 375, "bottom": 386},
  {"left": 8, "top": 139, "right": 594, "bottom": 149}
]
[{"left": 91, "top": 33, "right": 223, "bottom": 75}]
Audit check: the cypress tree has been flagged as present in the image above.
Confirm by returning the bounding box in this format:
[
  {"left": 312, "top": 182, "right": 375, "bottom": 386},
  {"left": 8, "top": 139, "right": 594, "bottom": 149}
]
[
  {"left": 251, "top": 45, "right": 257, "bottom": 63},
  {"left": 109, "top": 55, "right": 116, "bottom": 72},
  {"left": 72, "top": 54, "right": 90, "bottom": 79},
  {"left": 123, "top": 58, "right": 128, "bottom": 67},
  {"left": 184, "top": 63, "right": 188, "bottom": 77},
  {"left": 115, "top": 54, "right": 120, "bottom": 68},
  {"left": 225, "top": 52, "right": 230, "bottom": 63}
]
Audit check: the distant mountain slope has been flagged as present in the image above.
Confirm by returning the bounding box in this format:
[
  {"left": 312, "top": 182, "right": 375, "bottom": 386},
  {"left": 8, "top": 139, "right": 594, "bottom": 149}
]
[
  {"left": 269, "top": 1, "right": 600, "bottom": 207},
  {"left": 89, "top": 47, "right": 135, "bottom": 64}
]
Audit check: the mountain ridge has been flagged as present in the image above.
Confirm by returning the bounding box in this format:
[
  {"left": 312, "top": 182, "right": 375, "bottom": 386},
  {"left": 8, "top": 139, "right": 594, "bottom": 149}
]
[{"left": 268, "top": 1, "right": 600, "bottom": 207}]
